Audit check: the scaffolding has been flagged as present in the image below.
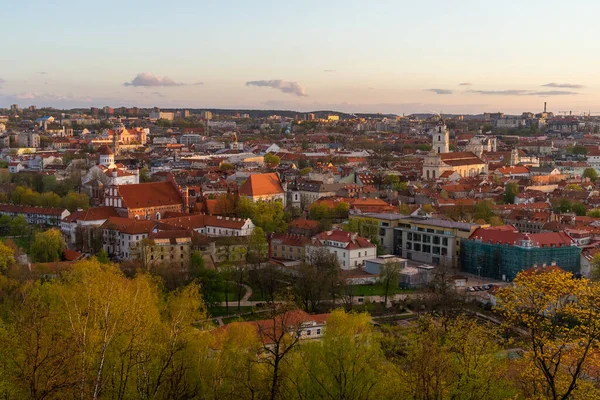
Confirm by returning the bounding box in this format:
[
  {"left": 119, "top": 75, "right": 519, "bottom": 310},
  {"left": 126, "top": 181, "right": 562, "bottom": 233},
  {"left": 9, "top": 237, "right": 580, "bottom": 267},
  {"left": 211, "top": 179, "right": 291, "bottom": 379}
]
[{"left": 461, "top": 239, "right": 580, "bottom": 281}]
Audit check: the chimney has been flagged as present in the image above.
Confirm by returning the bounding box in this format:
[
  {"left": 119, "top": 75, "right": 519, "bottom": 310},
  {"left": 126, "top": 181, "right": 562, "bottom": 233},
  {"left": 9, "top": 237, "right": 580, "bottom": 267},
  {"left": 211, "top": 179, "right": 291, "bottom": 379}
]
[{"left": 544, "top": 102, "right": 547, "bottom": 113}]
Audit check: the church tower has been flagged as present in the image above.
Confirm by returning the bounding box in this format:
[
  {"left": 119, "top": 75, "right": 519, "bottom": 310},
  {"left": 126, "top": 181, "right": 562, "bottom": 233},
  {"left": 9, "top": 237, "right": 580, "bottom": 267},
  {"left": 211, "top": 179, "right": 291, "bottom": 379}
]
[
  {"left": 510, "top": 148, "right": 519, "bottom": 166},
  {"left": 432, "top": 120, "right": 449, "bottom": 153}
]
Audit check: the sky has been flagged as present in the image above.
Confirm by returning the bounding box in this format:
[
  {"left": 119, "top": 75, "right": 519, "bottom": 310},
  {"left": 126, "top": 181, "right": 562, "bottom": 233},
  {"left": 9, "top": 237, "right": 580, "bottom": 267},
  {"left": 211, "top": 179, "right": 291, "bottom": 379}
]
[{"left": 1, "top": 0, "right": 600, "bottom": 115}]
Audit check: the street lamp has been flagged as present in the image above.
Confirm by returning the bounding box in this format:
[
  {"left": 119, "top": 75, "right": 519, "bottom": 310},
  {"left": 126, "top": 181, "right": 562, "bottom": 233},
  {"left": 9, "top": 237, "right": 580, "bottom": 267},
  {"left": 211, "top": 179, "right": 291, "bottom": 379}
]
[{"left": 477, "top": 266, "right": 482, "bottom": 282}]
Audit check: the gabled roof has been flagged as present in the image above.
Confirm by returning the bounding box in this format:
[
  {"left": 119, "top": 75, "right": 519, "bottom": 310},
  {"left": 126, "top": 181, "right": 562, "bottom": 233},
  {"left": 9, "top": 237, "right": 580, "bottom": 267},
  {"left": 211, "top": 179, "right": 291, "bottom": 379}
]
[
  {"left": 239, "top": 173, "right": 284, "bottom": 196},
  {"left": 117, "top": 181, "right": 183, "bottom": 209},
  {"left": 102, "top": 217, "right": 156, "bottom": 235},
  {"left": 469, "top": 225, "right": 574, "bottom": 248},
  {"left": 63, "top": 206, "right": 119, "bottom": 222},
  {"left": 312, "top": 230, "right": 375, "bottom": 250}
]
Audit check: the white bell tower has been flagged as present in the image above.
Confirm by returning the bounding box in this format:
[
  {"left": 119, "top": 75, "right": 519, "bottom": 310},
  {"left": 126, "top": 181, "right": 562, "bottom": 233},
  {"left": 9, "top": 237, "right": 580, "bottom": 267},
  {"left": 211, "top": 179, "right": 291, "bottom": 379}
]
[{"left": 432, "top": 120, "right": 449, "bottom": 154}]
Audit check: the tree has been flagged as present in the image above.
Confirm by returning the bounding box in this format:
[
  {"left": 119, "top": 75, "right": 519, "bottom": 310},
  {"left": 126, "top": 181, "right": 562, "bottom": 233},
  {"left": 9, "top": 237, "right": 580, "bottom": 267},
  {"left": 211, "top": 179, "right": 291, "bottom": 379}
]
[
  {"left": 564, "top": 183, "right": 583, "bottom": 191},
  {"left": 257, "top": 301, "right": 304, "bottom": 400},
  {"left": 474, "top": 200, "right": 494, "bottom": 221},
  {"left": 378, "top": 260, "right": 402, "bottom": 307},
  {"left": 572, "top": 202, "right": 587, "bottom": 216},
  {"left": 290, "top": 310, "right": 384, "bottom": 399},
  {"left": 29, "top": 229, "right": 65, "bottom": 263},
  {"left": 583, "top": 167, "right": 598, "bottom": 182},
  {"left": 96, "top": 249, "right": 110, "bottom": 264},
  {"left": 572, "top": 145, "right": 587, "bottom": 155},
  {"left": 398, "top": 316, "right": 514, "bottom": 399},
  {"left": 496, "top": 269, "right": 600, "bottom": 400},
  {"left": 421, "top": 203, "right": 435, "bottom": 214},
  {"left": 62, "top": 192, "right": 89, "bottom": 212},
  {"left": 504, "top": 182, "right": 519, "bottom": 204},
  {"left": 0, "top": 241, "right": 15, "bottom": 273},
  {"left": 264, "top": 153, "right": 280, "bottom": 168},
  {"left": 591, "top": 253, "right": 600, "bottom": 281},
  {"left": 558, "top": 198, "right": 572, "bottom": 213},
  {"left": 10, "top": 215, "right": 27, "bottom": 237},
  {"left": 219, "top": 162, "right": 234, "bottom": 172},
  {"left": 384, "top": 174, "right": 400, "bottom": 187},
  {"left": 0, "top": 215, "right": 12, "bottom": 236},
  {"left": 398, "top": 203, "right": 411, "bottom": 215},
  {"left": 488, "top": 216, "right": 504, "bottom": 226},
  {"left": 587, "top": 209, "right": 600, "bottom": 218},
  {"left": 139, "top": 167, "right": 151, "bottom": 182}
]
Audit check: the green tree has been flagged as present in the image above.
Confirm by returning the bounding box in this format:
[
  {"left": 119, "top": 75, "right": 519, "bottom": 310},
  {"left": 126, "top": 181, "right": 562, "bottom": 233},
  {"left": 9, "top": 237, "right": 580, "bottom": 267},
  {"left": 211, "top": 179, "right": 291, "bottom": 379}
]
[
  {"left": 504, "top": 182, "right": 519, "bottom": 204},
  {"left": 588, "top": 209, "right": 600, "bottom": 218},
  {"left": 474, "top": 200, "right": 494, "bottom": 221},
  {"left": 10, "top": 215, "right": 27, "bottom": 237},
  {"left": 139, "top": 167, "right": 151, "bottom": 182},
  {"left": 572, "top": 145, "right": 587, "bottom": 155},
  {"left": 583, "top": 167, "right": 598, "bottom": 182},
  {"left": 572, "top": 202, "right": 587, "bottom": 216},
  {"left": 62, "top": 191, "right": 89, "bottom": 212},
  {"left": 96, "top": 249, "right": 110, "bottom": 264},
  {"left": 29, "top": 229, "right": 65, "bottom": 263},
  {"left": 264, "top": 153, "right": 281, "bottom": 168}
]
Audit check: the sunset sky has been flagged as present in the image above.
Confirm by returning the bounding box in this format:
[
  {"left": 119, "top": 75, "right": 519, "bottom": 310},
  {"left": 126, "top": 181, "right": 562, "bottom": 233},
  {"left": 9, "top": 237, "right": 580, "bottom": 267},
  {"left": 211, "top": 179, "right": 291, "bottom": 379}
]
[{"left": 1, "top": 0, "right": 599, "bottom": 114}]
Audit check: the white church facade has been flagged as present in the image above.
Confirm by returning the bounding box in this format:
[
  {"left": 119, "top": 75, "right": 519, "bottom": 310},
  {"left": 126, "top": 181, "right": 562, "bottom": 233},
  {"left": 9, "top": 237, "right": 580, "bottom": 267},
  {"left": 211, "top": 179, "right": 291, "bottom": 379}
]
[{"left": 422, "top": 121, "right": 487, "bottom": 180}]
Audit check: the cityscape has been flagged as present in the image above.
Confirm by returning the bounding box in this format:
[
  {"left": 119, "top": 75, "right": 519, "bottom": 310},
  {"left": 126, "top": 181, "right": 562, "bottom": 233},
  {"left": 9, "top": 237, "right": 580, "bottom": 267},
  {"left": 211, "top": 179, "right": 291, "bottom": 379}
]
[{"left": 3, "top": 1, "right": 600, "bottom": 399}]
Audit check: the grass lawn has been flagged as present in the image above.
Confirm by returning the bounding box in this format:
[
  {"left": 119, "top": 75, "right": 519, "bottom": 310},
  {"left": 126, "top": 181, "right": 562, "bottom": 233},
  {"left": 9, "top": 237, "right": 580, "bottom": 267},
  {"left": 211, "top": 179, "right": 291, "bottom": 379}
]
[
  {"left": 208, "top": 305, "right": 254, "bottom": 318},
  {"left": 352, "top": 284, "right": 415, "bottom": 297}
]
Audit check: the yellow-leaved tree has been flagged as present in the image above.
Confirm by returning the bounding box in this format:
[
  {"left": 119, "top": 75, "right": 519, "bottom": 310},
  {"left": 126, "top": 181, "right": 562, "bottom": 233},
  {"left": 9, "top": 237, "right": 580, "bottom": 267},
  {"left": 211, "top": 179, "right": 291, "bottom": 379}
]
[{"left": 496, "top": 268, "right": 600, "bottom": 400}]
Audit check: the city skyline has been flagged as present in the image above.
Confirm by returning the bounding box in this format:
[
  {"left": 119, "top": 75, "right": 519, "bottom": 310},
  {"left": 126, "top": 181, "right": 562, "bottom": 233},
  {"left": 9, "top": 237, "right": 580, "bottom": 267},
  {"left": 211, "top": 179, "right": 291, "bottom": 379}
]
[{"left": 2, "top": 0, "right": 599, "bottom": 114}]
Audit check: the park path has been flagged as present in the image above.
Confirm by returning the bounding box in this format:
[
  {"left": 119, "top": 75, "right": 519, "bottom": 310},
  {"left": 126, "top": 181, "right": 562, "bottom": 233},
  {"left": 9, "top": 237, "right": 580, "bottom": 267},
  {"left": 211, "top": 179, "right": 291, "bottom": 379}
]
[{"left": 218, "top": 282, "right": 253, "bottom": 307}]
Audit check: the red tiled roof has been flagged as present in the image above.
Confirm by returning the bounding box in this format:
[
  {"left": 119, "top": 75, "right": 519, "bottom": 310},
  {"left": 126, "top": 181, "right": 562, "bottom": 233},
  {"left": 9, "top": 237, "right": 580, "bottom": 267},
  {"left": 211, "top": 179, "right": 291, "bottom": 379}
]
[
  {"left": 117, "top": 181, "right": 183, "bottom": 209},
  {"left": 439, "top": 151, "right": 484, "bottom": 166},
  {"left": 63, "top": 206, "right": 119, "bottom": 222},
  {"left": 102, "top": 217, "right": 156, "bottom": 235},
  {"left": 271, "top": 233, "right": 311, "bottom": 247},
  {"left": 0, "top": 203, "right": 67, "bottom": 216},
  {"left": 288, "top": 218, "right": 319, "bottom": 230},
  {"left": 469, "top": 225, "right": 574, "bottom": 247},
  {"left": 239, "top": 173, "right": 284, "bottom": 197},
  {"left": 312, "top": 230, "right": 375, "bottom": 250}
]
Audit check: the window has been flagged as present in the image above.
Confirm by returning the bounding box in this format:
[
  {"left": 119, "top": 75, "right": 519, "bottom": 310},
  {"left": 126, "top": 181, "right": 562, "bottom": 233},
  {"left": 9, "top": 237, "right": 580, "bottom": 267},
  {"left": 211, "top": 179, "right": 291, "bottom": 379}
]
[
  {"left": 317, "top": 329, "right": 321, "bottom": 335},
  {"left": 414, "top": 243, "right": 421, "bottom": 252},
  {"left": 306, "top": 330, "right": 311, "bottom": 336},
  {"left": 433, "top": 236, "right": 440, "bottom": 245},
  {"left": 442, "top": 237, "right": 448, "bottom": 246}
]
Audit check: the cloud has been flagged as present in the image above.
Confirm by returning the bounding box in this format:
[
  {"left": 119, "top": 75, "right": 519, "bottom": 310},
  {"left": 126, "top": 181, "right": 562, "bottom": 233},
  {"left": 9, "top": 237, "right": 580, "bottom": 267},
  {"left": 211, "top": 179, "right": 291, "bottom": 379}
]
[
  {"left": 469, "top": 89, "right": 578, "bottom": 96},
  {"left": 245, "top": 79, "right": 307, "bottom": 96},
  {"left": 426, "top": 88, "right": 453, "bottom": 95},
  {"left": 459, "top": 82, "right": 472, "bottom": 86},
  {"left": 38, "top": 72, "right": 47, "bottom": 75},
  {"left": 124, "top": 72, "right": 202, "bottom": 87},
  {"left": 324, "top": 69, "right": 335, "bottom": 73},
  {"left": 0, "top": 78, "right": 4, "bottom": 87},
  {"left": 542, "top": 82, "right": 584, "bottom": 89}
]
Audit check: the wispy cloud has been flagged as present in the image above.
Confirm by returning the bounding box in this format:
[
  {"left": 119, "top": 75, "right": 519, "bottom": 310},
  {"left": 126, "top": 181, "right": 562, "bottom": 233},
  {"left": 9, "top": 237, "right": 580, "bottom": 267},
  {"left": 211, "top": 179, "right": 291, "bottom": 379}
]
[
  {"left": 0, "top": 78, "right": 5, "bottom": 87},
  {"left": 246, "top": 79, "right": 307, "bottom": 96},
  {"left": 38, "top": 72, "right": 47, "bottom": 75},
  {"left": 542, "top": 82, "right": 585, "bottom": 89},
  {"left": 426, "top": 88, "right": 453, "bottom": 95},
  {"left": 469, "top": 89, "right": 578, "bottom": 96},
  {"left": 459, "top": 82, "right": 472, "bottom": 86},
  {"left": 323, "top": 69, "right": 335, "bottom": 73},
  {"left": 124, "top": 72, "right": 203, "bottom": 87}
]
